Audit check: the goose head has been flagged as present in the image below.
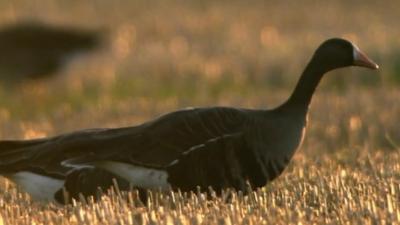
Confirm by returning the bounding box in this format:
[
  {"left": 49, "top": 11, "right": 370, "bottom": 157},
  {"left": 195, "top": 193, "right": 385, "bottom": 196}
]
[
  {"left": 311, "top": 38, "right": 379, "bottom": 72},
  {"left": 281, "top": 38, "right": 379, "bottom": 111}
]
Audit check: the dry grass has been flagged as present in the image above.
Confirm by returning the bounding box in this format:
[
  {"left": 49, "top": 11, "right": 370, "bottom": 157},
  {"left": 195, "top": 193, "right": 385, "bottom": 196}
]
[
  {"left": 1, "top": 149, "right": 399, "bottom": 224},
  {"left": 0, "top": 0, "right": 399, "bottom": 224}
]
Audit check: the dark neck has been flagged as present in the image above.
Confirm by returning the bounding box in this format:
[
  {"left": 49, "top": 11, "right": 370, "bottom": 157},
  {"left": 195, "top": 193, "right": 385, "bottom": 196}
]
[{"left": 277, "top": 59, "right": 328, "bottom": 114}]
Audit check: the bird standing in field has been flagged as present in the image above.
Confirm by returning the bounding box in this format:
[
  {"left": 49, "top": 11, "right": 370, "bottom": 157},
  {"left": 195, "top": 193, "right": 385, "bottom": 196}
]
[
  {"left": 0, "top": 22, "right": 104, "bottom": 82},
  {"left": 0, "top": 38, "right": 378, "bottom": 203}
]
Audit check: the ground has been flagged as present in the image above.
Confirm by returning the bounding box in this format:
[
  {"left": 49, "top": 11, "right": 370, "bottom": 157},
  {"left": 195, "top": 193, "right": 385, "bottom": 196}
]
[{"left": 0, "top": 0, "right": 399, "bottom": 224}]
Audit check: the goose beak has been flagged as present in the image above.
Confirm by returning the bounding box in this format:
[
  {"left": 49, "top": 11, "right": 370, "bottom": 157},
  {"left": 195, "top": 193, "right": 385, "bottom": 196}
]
[{"left": 353, "top": 47, "right": 379, "bottom": 70}]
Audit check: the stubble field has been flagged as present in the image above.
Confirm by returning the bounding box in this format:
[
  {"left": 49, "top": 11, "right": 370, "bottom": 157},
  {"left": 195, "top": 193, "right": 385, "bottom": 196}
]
[{"left": 0, "top": 0, "right": 399, "bottom": 224}]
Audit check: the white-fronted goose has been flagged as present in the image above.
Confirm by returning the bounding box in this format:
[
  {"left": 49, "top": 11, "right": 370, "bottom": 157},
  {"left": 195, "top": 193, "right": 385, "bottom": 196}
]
[
  {"left": 0, "top": 22, "right": 104, "bottom": 81},
  {"left": 0, "top": 38, "right": 378, "bottom": 203}
]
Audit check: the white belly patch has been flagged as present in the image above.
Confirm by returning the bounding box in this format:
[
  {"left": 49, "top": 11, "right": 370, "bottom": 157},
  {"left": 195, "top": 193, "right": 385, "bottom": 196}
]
[
  {"left": 93, "top": 161, "right": 170, "bottom": 190},
  {"left": 10, "top": 171, "right": 64, "bottom": 202}
]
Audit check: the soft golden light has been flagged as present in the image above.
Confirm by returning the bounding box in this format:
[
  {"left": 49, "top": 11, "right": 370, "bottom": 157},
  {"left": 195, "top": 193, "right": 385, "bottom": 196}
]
[
  {"left": 260, "top": 26, "right": 280, "bottom": 48},
  {"left": 349, "top": 116, "right": 362, "bottom": 131},
  {"left": 112, "top": 24, "right": 136, "bottom": 59},
  {"left": 169, "top": 36, "right": 189, "bottom": 57}
]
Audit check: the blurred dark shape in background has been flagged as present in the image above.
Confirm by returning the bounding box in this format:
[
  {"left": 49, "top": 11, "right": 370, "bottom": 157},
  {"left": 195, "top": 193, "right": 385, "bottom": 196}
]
[{"left": 0, "top": 21, "right": 106, "bottom": 82}]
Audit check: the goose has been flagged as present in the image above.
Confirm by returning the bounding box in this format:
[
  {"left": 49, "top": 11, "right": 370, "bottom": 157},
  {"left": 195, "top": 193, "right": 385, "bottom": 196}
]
[
  {"left": 0, "top": 22, "right": 104, "bottom": 81},
  {"left": 0, "top": 38, "right": 378, "bottom": 203}
]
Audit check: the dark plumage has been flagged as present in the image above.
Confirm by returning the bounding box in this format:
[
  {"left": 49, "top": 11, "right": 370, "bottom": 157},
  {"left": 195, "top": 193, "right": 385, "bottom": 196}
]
[
  {"left": 0, "top": 38, "right": 378, "bottom": 203},
  {"left": 0, "top": 22, "right": 104, "bottom": 81}
]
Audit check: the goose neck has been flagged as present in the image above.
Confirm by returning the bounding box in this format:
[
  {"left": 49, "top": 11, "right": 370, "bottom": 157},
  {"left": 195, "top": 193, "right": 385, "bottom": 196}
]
[{"left": 279, "top": 61, "right": 327, "bottom": 113}]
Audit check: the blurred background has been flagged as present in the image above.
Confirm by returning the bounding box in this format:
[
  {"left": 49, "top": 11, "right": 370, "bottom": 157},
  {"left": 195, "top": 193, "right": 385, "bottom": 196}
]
[{"left": 0, "top": 0, "right": 398, "bottom": 156}]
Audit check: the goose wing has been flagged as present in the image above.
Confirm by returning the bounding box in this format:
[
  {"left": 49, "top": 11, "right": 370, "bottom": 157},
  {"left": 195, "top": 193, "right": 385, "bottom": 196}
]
[
  {"left": 166, "top": 131, "right": 270, "bottom": 192},
  {"left": 0, "top": 107, "right": 251, "bottom": 175}
]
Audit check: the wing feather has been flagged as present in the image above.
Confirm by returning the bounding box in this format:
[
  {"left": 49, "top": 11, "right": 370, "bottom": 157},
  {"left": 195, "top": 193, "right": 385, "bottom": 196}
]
[
  {"left": 0, "top": 107, "right": 250, "bottom": 175},
  {"left": 166, "top": 131, "right": 269, "bottom": 192}
]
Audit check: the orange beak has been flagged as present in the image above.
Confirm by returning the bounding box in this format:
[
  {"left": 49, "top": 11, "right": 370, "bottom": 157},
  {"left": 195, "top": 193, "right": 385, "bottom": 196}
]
[{"left": 353, "top": 47, "right": 379, "bottom": 70}]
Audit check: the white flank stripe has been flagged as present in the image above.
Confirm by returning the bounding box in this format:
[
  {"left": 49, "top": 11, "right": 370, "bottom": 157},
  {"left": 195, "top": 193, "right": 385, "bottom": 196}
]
[
  {"left": 10, "top": 172, "right": 64, "bottom": 202},
  {"left": 168, "top": 159, "right": 179, "bottom": 166},
  {"left": 168, "top": 132, "right": 243, "bottom": 167},
  {"left": 182, "top": 144, "right": 205, "bottom": 155},
  {"left": 94, "top": 161, "right": 170, "bottom": 190},
  {"left": 182, "top": 132, "right": 242, "bottom": 155},
  {"left": 61, "top": 159, "right": 94, "bottom": 169}
]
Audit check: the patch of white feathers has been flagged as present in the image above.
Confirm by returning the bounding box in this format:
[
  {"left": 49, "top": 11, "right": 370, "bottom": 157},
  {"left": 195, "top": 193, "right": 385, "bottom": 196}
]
[
  {"left": 93, "top": 161, "right": 170, "bottom": 190},
  {"left": 10, "top": 171, "right": 64, "bottom": 202}
]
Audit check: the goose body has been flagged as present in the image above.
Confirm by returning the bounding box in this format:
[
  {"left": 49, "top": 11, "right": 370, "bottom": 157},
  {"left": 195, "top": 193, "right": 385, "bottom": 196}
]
[{"left": 0, "top": 38, "right": 378, "bottom": 203}]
